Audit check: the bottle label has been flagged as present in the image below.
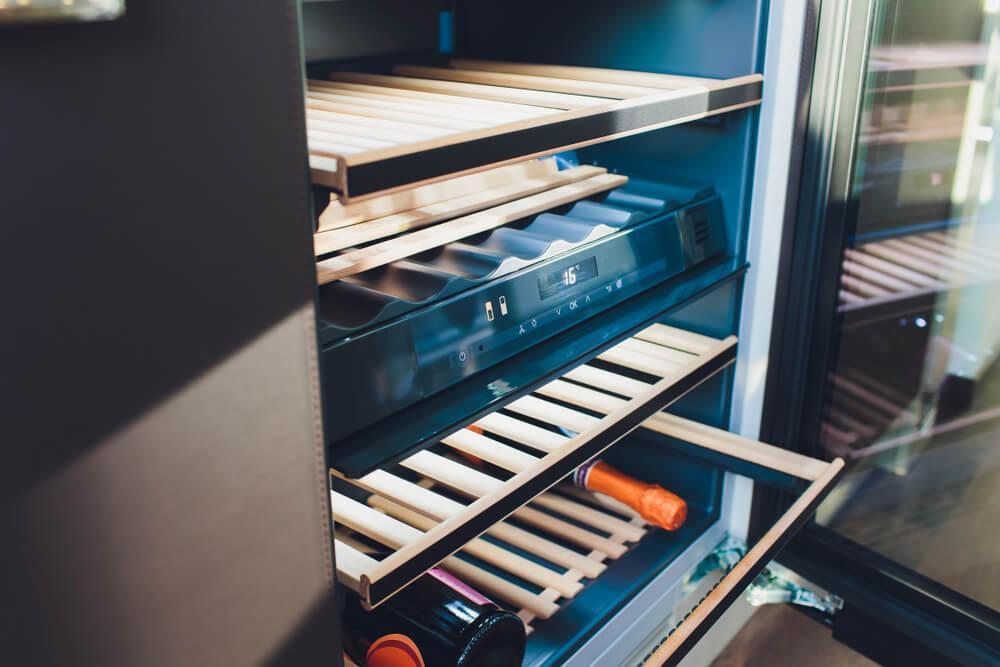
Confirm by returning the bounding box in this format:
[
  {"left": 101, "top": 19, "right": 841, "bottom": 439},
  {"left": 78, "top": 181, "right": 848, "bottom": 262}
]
[{"left": 428, "top": 568, "right": 493, "bottom": 606}]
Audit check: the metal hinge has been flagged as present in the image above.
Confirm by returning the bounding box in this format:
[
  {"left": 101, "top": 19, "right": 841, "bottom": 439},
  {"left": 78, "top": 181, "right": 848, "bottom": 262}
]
[{"left": 686, "top": 537, "right": 844, "bottom": 616}]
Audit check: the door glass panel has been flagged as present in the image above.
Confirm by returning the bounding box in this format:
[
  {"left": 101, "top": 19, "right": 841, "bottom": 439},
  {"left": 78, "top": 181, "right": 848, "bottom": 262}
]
[{"left": 815, "top": 0, "right": 1000, "bottom": 609}]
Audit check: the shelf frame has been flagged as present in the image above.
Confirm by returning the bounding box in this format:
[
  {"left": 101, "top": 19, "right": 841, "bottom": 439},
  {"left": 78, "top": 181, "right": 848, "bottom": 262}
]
[{"left": 310, "top": 69, "right": 763, "bottom": 201}]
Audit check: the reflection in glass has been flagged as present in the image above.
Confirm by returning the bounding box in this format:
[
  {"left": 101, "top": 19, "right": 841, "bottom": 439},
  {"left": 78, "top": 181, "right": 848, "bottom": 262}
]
[{"left": 815, "top": 0, "right": 1000, "bottom": 609}]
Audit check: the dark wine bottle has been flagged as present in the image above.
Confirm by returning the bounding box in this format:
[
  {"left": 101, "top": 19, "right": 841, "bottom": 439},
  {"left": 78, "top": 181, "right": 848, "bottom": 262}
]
[{"left": 342, "top": 567, "right": 526, "bottom": 667}]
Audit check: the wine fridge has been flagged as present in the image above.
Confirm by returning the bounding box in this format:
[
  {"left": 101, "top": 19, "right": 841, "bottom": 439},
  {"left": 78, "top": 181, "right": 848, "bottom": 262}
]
[{"left": 3, "top": 0, "right": 997, "bottom": 666}]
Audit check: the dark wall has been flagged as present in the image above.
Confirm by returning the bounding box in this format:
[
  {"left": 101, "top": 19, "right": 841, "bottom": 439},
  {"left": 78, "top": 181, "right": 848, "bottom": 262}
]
[
  {"left": 458, "top": 0, "right": 765, "bottom": 78},
  {"left": 302, "top": 0, "right": 439, "bottom": 63},
  {"left": 1, "top": 1, "right": 337, "bottom": 665}
]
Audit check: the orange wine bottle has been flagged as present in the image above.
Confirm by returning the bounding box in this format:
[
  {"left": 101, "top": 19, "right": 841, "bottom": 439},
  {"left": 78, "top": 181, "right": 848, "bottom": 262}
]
[{"left": 574, "top": 460, "right": 687, "bottom": 531}]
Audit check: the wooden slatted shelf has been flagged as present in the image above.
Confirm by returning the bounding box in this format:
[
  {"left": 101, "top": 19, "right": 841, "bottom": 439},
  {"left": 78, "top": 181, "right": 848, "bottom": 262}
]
[
  {"left": 334, "top": 485, "right": 648, "bottom": 635},
  {"left": 330, "top": 324, "right": 738, "bottom": 608},
  {"left": 837, "top": 228, "right": 1000, "bottom": 313},
  {"left": 307, "top": 60, "right": 763, "bottom": 201},
  {"left": 330, "top": 323, "right": 846, "bottom": 665},
  {"left": 314, "top": 164, "right": 624, "bottom": 283}
]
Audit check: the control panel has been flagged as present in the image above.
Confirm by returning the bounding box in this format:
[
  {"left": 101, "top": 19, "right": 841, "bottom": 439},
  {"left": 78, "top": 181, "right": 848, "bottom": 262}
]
[{"left": 321, "top": 193, "right": 726, "bottom": 446}]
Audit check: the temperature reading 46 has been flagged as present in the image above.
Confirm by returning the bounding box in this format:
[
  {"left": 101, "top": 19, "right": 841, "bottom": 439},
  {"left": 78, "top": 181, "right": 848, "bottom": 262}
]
[{"left": 538, "top": 256, "right": 599, "bottom": 300}]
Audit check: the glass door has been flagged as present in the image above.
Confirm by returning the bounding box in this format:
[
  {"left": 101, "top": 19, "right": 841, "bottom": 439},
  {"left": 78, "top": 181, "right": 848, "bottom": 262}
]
[
  {"left": 818, "top": 0, "right": 999, "bottom": 607},
  {"left": 763, "top": 0, "right": 1000, "bottom": 663}
]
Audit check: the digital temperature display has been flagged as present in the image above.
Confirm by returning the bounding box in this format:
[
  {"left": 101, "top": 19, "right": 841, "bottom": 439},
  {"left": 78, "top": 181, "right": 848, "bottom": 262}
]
[{"left": 538, "top": 256, "right": 599, "bottom": 300}]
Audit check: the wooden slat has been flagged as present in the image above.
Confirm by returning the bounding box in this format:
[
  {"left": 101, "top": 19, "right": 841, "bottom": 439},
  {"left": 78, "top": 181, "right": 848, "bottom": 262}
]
[
  {"left": 400, "top": 452, "right": 627, "bottom": 557},
  {"left": 482, "top": 524, "right": 607, "bottom": 579},
  {"left": 531, "top": 493, "right": 646, "bottom": 542},
  {"left": 826, "top": 405, "right": 879, "bottom": 439},
  {"left": 332, "top": 490, "right": 424, "bottom": 547},
  {"left": 308, "top": 138, "right": 366, "bottom": 157},
  {"left": 539, "top": 367, "right": 830, "bottom": 482},
  {"left": 880, "top": 239, "right": 972, "bottom": 276},
  {"left": 829, "top": 374, "right": 910, "bottom": 418},
  {"left": 563, "top": 364, "right": 653, "bottom": 398},
  {"left": 536, "top": 378, "right": 626, "bottom": 415},
  {"left": 558, "top": 483, "right": 646, "bottom": 523},
  {"left": 513, "top": 505, "right": 628, "bottom": 557},
  {"left": 310, "top": 78, "right": 556, "bottom": 115},
  {"left": 310, "top": 80, "right": 545, "bottom": 119},
  {"left": 336, "top": 532, "right": 381, "bottom": 557},
  {"left": 440, "top": 428, "right": 540, "bottom": 472},
  {"left": 644, "top": 458, "right": 845, "bottom": 664},
  {"left": 904, "top": 234, "right": 998, "bottom": 273},
  {"left": 617, "top": 337, "right": 693, "bottom": 366},
  {"left": 307, "top": 116, "right": 430, "bottom": 146},
  {"left": 861, "top": 243, "right": 954, "bottom": 280},
  {"left": 308, "top": 87, "right": 527, "bottom": 125},
  {"left": 883, "top": 238, "right": 990, "bottom": 277},
  {"left": 315, "top": 163, "right": 601, "bottom": 252},
  {"left": 450, "top": 59, "right": 717, "bottom": 89},
  {"left": 308, "top": 141, "right": 363, "bottom": 158},
  {"left": 841, "top": 259, "right": 914, "bottom": 292},
  {"left": 334, "top": 538, "right": 378, "bottom": 590},
  {"left": 506, "top": 395, "right": 601, "bottom": 433},
  {"left": 306, "top": 106, "right": 451, "bottom": 138},
  {"left": 329, "top": 71, "right": 611, "bottom": 110},
  {"left": 316, "top": 159, "right": 556, "bottom": 232},
  {"left": 395, "top": 64, "right": 666, "bottom": 100},
  {"left": 645, "top": 415, "right": 829, "bottom": 481},
  {"left": 359, "top": 469, "right": 465, "bottom": 519},
  {"left": 401, "top": 450, "right": 503, "bottom": 497},
  {"left": 371, "top": 497, "right": 584, "bottom": 598},
  {"left": 634, "top": 323, "right": 720, "bottom": 355},
  {"left": 333, "top": 490, "right": 560, "bottom": 617},
  {"left": 307, "top": 95, "right": 481, "bottom": 131},
  {"left": 926, "top": 230, "right": 1000, "bottom": 263},
  {"left": 844, "top": 248, "right": 940, "bottom": 287},
  {"left": 315, "top": 170, "right": 624, "bottom": 284},
  {"left": 474, "top": 413, "right": 569, "bottom": 453},
  {"left": 306, "top": 128, "right": 395, "bottom": 151},
  {"left": 841, "top": 274, "right": 892, "bottom": 298},
  {"left": 436, "top": 554, "right": 561, "bottom": 619},
  {"left": 839, "top": 289, "right": 864, "bottom": 304},
  {"left": 355, "top": 470, "right": 607, "bottom": 578},
  {"left": 598, "top": 343, "right": 681, "bottom": 378}
]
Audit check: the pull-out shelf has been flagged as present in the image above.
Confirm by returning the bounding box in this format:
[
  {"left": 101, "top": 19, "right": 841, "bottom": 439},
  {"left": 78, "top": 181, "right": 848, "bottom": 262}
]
[
  {"left": 330, "top": 322, "right": 844, "bottom": 666},
  {"left": 331, "top": 323, "right": 844, "bottom": 666},
  {"left": 332, "top": 324, "right": 737, "bottom": 608},
  {"left": 307, "top": 60, "right": 762, "bottom": 200}
]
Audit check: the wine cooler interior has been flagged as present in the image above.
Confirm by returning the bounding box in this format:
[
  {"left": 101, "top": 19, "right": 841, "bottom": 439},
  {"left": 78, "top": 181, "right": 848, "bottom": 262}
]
[{"left": 300, "top": 1, "right": 838, "bottom": 665}]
